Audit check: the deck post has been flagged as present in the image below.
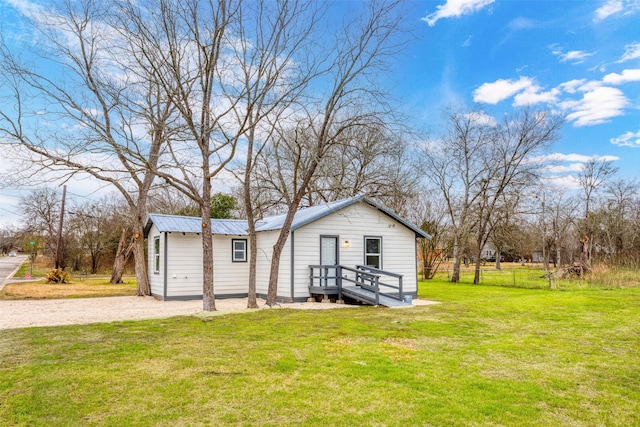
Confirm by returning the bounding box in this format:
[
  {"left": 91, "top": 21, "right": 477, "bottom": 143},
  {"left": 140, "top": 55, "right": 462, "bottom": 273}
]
[
  {"left": 399, "top": 275, "right": 403, "bottom": 300},
  {"left": 337, "top": 265, "right": 342, "bottom": 301},
  {"left": 374, "top": 276, "right": 380, "bottom": 305}
]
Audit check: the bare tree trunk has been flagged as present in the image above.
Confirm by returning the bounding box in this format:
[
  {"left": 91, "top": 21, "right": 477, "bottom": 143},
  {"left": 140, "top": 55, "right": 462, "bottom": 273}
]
[
  {"left": 473, "top": 247, "right": 482, "bottom": 284},
  {"left": 266, "top": 191, "right": 308, "bottom": 305},
  {"left": 111, "top": 227, "right": 136, "bottom": 284},
  {"left": 201, "top": 175, "right": 216, "bottom": 311},
  {"left": 495, "top": 250, "right": 502, "bottom": 270},
  {"left": 451, "top": 237, "right": 461, "bottom": 283},
  {"left": 247, "top": 229, "right": 258, "bottom": 308}
]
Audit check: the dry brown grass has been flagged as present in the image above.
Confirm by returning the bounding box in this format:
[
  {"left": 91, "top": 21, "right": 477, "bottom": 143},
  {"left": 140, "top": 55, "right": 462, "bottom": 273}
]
[{"left": 0, "top": 278, "right": 137, "bottom": 300}]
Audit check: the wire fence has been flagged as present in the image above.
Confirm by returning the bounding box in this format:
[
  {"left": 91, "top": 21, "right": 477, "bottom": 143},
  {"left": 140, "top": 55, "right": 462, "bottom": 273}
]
[{"left": 436, "top": 265, "right": 640, "bottom": 290}]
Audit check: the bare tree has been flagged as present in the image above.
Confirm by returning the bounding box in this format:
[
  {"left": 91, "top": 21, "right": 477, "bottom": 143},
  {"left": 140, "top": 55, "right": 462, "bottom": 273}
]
[
  {"left": 227, "top": 0, "right": 322, "bottom": 309},
  {"left": 577, "top": 159, "right": 618, "bottom": 266},
  {"left": 307, "top": 125, "right": 419, "bottom": 213},
  {"left": 406, "top": 191, "right": 450, "bottom": 279},
  {"left": 0, "top": 0, "right": 177, "bottom": 294},
  {"left": 243, "top": 0, "right": 407, "bottom": 305},
  {"left": 422, "top": 110, "right": 496, "bottom": 283},
  {"left": 423, "top": 108, "right": 563, "bottom": 283},
  {"left": 112, "top": 0, "right": 247, "bottom": 311},
  {"left": 19, "top": 188, "right": 63, "bottom": 261}
]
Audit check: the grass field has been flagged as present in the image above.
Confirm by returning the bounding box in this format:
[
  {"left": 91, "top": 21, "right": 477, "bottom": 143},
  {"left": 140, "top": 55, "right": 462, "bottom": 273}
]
[
  {"left": 1, "top": 275, "right": 638, "bottom": 426},
  {"left": 0, "top": 277, "right": 137, "bottom": 299},
  {"left": 1, "top": 257, "right": 137, "bottom": 300}
]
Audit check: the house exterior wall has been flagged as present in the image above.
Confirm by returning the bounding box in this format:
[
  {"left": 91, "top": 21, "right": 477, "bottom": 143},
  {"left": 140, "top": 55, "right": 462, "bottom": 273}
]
[
  {"left": 212, "top": 234, "right": 250, "bottom": 297},
  {"left": 147, "top": 200, "right": 419, "bottom": 302},
  {"left": 163, "top": 232, "right": 204, "bottom": 299},
  {"left": 148, "top": 223, "right": 165, "bottom": 298},
  {"left": 292, "top": 203, "right": 418, "bottom": 299},
  {"left": 255, "top": 229, "right": 292, "bottom": 301},
  {"left": 147, "top": 227, "right": 250, "bottom": 300}
]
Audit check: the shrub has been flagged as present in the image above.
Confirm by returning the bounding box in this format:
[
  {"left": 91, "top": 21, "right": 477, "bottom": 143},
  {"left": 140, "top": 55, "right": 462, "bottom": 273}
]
[{"left": 46, "top": 268, "right": 70, "bottom": 284}]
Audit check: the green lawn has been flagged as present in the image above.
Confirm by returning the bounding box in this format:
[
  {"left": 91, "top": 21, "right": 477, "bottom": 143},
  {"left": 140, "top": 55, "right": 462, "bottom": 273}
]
[{"left": 1, "top": 279, "right": 638, "bottom": 426}]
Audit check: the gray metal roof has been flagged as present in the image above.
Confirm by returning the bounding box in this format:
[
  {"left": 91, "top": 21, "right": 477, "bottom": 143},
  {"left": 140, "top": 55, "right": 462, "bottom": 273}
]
[
  {"left": 145, "top": 196, "right": 430, "bottom": 239},
  {"left": 145, "top": 214, "right": 248, "bottom": 236}
]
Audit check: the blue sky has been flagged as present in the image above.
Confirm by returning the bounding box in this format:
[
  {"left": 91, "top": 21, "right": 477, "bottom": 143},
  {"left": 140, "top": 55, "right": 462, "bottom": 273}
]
[
  {"left": 398, "top": 0, "right": 639, "bottom": 183},
  {"left": 1, "top": 0, "right": 639, "bottom": 226}
]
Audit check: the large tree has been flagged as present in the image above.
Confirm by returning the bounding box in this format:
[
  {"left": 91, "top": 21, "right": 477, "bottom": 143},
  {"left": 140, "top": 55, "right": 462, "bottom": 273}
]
[
  {"left": 0, "top": 0, "right": 177, "bottom": 294},
  {"left": 422, "top": 108, "right": 563, "bottom": 283}
]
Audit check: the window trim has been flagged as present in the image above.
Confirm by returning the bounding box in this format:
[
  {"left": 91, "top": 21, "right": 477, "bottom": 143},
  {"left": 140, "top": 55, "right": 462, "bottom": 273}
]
[
  {"left": 232, "top": 239, "right": 248, "bottom": 263},
  {"left": 153, "top": 236, "right": 160, "bottom": 274},
  {"left": 364, "top": 236, "right": 382, "bottom": 269}
]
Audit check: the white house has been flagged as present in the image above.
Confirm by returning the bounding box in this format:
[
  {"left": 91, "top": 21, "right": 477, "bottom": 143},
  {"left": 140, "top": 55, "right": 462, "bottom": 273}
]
[{"left": 143, "top": 195, "right": 429, "bottom": 303}]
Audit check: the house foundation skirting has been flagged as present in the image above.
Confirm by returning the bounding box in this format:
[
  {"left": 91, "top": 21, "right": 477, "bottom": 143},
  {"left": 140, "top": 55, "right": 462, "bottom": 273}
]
[{"left": 151, "top": 292, "right": 309, "bottom": 303}]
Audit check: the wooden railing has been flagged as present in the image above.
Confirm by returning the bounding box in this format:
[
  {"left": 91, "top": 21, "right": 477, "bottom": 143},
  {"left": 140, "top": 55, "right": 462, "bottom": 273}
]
[{"left": 308, "top": 264, "right": 404, "bottom": 305}]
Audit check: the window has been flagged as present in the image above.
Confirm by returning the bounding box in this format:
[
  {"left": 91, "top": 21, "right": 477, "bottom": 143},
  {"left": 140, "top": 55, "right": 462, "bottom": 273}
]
[
  {"left": 364, "top": 237, "right": 382, "bottom": 269},
  {"left": 153, "top": 236, "right": 160, "bottom": 274},
  {"left": 232, "top": 239, "right": 247, "bottom": 262}
]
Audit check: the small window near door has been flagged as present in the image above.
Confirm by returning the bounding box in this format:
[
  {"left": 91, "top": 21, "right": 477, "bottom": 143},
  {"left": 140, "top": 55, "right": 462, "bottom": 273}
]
[
  {"left": 232, "top": 239, "right": 247, "bottom": 262},
  {"left": 153, "top": 236, "right": 160, "bottom": 274},
  {"left": 364, "top": 236, "right": 382, "bottom": 269}
]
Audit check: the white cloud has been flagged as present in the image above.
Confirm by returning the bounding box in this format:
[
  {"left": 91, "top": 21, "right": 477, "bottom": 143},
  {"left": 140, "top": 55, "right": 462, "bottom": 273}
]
[
  {"left": 464, "top": 112, "right": 497, "bottom": 126},
  {"left": 594, "top": 0, "right": 624, "bottom": 21},
  {"left": 550, "top": 45, "right": 594, "bottom": 64},
  {"left": 542, "top": 175, "right": 583, "bottom": 191},
  {"left": 559, "top": 79, "right": 587, "bottom": 94},
  {"left": 514, "top": 86, "right": 560, "bottom": 106},
  {"left": 602, "top": 69, "right": 640, "bottom": 84},
  {"left": 422, "top": 0, "right": 494, "bottom": 27},
  {"left": 561, "top": 50, "right": 594, "bottom": 64},
  {"left": 610, "top": 129, "right": 640, "bottom": 147},
  {"left": 535, "top": 153, "right": 620, "bottom": 163},
  {"left": 462, "top": 36, "right": 473, "bottom": 47},
  {"left": 543, "top": 163, "right": 588, "bottom": 173},
  {"left": 532, "top": 152, "right": 620, "bottom": 190},
  {"left": 594, "top": 0, "right": 640, "bottom": 21},
  {"left": 560, "top": 85, "right": 629, "bottom": 126},
  {"left": 473, "top": 76, "right": 533, "bottom": 104},
  {"left": 618, "top": 42, "right": 640, "bottom": 62},
  {"left": 3, "top": 0, "right": 45, "bottom": 17}
]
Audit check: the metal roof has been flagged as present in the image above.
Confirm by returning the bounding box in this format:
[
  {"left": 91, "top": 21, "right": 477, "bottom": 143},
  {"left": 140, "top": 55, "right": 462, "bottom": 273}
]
[
  {"left": 145, "top": 214, "right": 248, "bottom": 236},
  {"left": 256, "top": 195, "right": 431, "bottom": 239},
  {"left": 145, "top": 196, "right": 430, "bottom": 239}
]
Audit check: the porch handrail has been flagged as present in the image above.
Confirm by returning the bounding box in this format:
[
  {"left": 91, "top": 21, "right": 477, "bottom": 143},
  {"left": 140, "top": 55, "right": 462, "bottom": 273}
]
[
  {"left": 309, "top": 264, "right": 403, "bottom": 305},
  {"left": 355, "top": 265, "right": 403, "bottom": 301}
]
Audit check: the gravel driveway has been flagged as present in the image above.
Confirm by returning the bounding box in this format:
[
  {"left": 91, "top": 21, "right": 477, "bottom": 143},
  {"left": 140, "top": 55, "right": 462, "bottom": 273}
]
[{"left": 0, "top": 296, "right": 376, "bottom": 330}]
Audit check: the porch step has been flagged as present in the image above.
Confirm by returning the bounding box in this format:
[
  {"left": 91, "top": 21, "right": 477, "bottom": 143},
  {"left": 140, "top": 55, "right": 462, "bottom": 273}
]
[{"left": 340, "top": 286, "right": 410, "bottom": 308}]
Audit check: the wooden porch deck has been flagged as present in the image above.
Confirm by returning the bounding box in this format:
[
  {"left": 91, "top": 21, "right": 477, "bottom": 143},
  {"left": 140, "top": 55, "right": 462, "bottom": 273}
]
[{"left": 308, "top": 264, "right": 410, "bottom": 308}]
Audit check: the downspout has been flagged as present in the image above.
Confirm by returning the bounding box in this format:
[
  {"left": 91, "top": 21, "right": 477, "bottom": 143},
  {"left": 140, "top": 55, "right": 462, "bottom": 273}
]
[
  {"left": 290, "top": 230, "right": 295, "bottom": 302},
  {"left": 163, "top": 232, "right": 168, "bottom": 300}
]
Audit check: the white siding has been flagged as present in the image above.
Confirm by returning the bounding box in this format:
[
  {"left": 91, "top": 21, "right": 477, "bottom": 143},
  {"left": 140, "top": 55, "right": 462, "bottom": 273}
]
[
  {"left": 255, "top": 229, "right": 291, "bottom": 300},
  {"left": 165, "top": 233, "right": 204, "bottom": 298},
  {"left": 292, "top": 203, "right": 418, "bottom": 299},
  {"left": 147, "top": 224, "right": 164, "bottom": 298},
  {"left": 212, "top": 235, "right": 250, "bottom": 296},
  {"left": 148, "top": 200, "right": 418, "bottom": 302}
]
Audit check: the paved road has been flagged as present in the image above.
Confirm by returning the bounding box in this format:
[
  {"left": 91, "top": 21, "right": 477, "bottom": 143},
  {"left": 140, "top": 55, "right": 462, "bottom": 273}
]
[{"left": 0, "top": 255, "right": 28, "bottom": 290}]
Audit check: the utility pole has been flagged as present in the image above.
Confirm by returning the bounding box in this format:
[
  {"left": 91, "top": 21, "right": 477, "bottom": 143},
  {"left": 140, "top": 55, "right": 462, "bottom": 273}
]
[{"left": 54, "top": 185, "right": 67, "bottom": 269}]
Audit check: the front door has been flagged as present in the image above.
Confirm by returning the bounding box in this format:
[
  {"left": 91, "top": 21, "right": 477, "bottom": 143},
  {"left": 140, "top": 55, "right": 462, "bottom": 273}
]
[{"left": 320, "top": 236, "right": 338, "bottom": 287}]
